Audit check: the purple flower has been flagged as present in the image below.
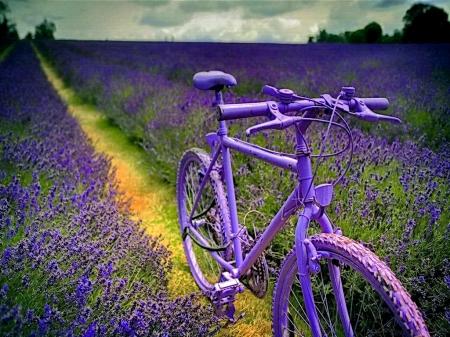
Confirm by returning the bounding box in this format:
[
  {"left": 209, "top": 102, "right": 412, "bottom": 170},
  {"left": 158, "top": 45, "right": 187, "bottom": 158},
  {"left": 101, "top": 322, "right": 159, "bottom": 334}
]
[
  {"left": 82, "top": 321, "right": 97, "bottom": 337},
  {"left": 0, "top": 283, "right": 9, "bottom": 300}
]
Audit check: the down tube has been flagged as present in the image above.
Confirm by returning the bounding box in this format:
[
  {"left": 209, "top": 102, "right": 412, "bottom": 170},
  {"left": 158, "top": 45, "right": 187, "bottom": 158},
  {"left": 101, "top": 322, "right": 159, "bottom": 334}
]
[{"left": 237, "top": 187, "right": 301, "bottom": 278}]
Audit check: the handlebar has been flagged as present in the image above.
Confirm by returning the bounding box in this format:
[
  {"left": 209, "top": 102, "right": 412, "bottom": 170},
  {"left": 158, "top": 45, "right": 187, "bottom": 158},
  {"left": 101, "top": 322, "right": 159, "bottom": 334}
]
[{"left": 216, "top": 85, "right": 401, "bottom": 135}]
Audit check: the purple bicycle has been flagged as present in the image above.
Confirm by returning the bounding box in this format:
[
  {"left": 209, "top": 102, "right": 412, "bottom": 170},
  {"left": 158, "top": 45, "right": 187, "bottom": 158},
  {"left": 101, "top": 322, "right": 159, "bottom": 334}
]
[{"left": 176, "top": 70, "right": 429, "bottom": 336}]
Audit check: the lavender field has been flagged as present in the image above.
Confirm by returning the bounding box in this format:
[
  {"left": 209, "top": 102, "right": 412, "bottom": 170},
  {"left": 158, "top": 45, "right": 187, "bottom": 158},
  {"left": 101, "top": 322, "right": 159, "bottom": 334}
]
[
  {"left": 36, "top": 40, "right": 449, "bottom": 335},
  {"left": 0, "top": 43, "right": 218, "bottom": 336},
  {"left": 1, "top": 39, "right": 449, "bottom": 336}
]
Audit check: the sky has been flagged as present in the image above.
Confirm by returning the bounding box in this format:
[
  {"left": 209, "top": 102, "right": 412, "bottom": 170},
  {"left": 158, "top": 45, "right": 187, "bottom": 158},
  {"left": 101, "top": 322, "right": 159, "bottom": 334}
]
[{"left": 7, "top": 0, "right": 450, "bottom": 43}]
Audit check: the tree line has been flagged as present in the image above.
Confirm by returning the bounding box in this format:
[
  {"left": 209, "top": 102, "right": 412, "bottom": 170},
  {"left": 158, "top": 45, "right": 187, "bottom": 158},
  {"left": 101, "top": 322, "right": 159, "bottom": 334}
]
[
  {"left": 309, "top": 2, "right": 450, "bottom": 43},
  {"left": 1, "top": 1, "right": 55, "bottom": 51}
]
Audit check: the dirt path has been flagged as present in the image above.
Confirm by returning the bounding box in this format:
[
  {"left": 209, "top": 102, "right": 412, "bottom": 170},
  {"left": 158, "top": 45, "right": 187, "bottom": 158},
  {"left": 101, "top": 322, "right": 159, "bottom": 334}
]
[{"left": 35, "top": 48, "right": 273, "bottom": 337}]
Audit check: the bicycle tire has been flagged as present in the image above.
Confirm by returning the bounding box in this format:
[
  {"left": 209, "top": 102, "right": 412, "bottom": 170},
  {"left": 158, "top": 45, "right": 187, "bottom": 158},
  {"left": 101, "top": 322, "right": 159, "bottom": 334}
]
[
  {"left": 272, "top": 233, "right": 429, "bottom": 337},
  {"left": 176, "top": 148, "right": 231, "bottom": 293}
]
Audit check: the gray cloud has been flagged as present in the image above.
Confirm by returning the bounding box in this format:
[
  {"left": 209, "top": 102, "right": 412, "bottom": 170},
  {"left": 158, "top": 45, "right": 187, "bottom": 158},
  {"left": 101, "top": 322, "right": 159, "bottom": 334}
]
[
  {"left": 239, "top": 1, "right": 310, "bottom": 18},
  {"left": 177, "top": 0, "right": 308, "bottom": 18},
  {"left": 47, "top": 15, "right": 64, "bottom": 21},
  {"left": 177, "top": 0, "right": 233, "bottom": 13},
  {"left": 372, "top": 0, "right": 409, "bottom": 8},
  {"left": 138, "top": 0, "right": 309, "bottom": 28},
  {"left": 140, "top": 10, "right": 192, "bottom": 27}
]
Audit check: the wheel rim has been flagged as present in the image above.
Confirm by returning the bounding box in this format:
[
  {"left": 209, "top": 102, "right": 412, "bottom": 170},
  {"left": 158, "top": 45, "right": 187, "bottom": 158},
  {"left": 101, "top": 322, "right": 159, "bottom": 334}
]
[
  {"left": 280, "top": 250, "right": 406, "bottom": 337},
  {"left": 179, "top": 156, "right": 223, "bottom": 291}
]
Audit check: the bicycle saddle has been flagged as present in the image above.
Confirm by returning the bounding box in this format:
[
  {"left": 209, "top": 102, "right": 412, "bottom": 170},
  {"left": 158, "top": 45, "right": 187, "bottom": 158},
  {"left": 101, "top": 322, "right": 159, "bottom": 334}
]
[{"left": 193, "top": 70, "right": 237, "bottom": 91}]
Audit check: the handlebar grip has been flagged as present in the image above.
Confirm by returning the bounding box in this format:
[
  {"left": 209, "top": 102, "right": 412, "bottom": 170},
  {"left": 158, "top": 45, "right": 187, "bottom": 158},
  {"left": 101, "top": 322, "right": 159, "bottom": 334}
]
[
  {"left": 360, "top": 98, "right": 389, "bottom": 111},
  {"left": 217, "top": 102, "right": 269, "bottom": 121}
]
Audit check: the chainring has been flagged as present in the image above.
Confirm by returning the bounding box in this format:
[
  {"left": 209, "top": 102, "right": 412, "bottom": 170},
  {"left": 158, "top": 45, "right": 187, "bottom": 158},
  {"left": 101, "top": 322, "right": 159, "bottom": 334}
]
[{"left": 240, "top": 227, "right": 269, "bottom": 298}]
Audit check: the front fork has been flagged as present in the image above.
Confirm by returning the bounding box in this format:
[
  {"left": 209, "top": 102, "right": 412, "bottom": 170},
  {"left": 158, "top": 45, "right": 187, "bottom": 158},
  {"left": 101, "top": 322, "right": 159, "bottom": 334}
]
[{"left": 295, "top": 204, "right": 354, "bottom": 337}]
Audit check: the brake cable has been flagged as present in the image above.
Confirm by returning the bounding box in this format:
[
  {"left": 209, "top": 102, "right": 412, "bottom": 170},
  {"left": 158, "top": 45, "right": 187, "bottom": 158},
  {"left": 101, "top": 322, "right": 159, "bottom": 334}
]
[{"left": 300, "top": 94, "right": 343, "bottom": 204}]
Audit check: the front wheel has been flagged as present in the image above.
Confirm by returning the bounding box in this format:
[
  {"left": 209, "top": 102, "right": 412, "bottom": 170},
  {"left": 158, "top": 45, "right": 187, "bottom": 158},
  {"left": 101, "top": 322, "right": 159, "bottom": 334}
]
[{"left": 273, "top": 233, "right": 429, "bottom": 337}]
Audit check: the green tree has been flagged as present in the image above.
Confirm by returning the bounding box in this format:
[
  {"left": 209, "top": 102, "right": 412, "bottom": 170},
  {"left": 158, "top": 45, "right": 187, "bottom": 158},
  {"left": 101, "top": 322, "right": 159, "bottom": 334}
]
[
  {"left": 34, "top": 19, "right": 56, "bottom": 40},
  {"left": 315, "top": 29, "right": 345, "bottom": 43},
  {"left": 402, "top": 3, "right": 450, "bottom": 42},
  {"left": 0, "top": 1, "right": 19, "bottom": 47},
  {"left": 382, "top": 29, "right": 402, "bottom": 43},
  {"left": 0, "top": 0, "right": 8, "bottom": 15},
  {"left": 364, "top": 22, "right": 383, "bottom": 43},
  {"left": 346, "top": 29, "right": 365, "bottom": 43}
]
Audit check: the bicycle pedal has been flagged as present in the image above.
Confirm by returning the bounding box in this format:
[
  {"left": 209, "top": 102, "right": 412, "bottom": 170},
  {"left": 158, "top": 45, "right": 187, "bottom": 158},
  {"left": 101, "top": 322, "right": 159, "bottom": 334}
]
[
  {"left": 211, "top": 273, "right": 244, "bottom": 322},
  {"left": 212, "top": 278, "right": 243, "bottom": 303}
]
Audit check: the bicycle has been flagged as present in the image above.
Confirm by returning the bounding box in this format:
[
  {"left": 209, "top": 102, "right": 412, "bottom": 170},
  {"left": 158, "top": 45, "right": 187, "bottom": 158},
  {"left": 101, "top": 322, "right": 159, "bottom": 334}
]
[{"left": 176, "top": 70, "right": 429, "bottom": 336}]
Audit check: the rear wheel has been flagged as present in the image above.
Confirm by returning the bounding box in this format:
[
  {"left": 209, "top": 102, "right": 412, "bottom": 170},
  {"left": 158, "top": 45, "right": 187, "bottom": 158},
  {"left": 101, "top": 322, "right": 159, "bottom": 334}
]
[
  {"left": 273, "top": 233, "right": 429, "bottom": 337},
  {"left": 177, "top": 148, "right": 230, "bottom": 293}
]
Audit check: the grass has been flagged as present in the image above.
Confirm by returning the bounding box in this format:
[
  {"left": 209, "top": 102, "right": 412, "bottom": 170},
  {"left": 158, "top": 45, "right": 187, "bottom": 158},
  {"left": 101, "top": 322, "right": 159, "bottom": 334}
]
[
  {"left": 35, "top": 46, "right": 274, "bottom": 337},
  {"left": 0, "top": 43, "right": 14, "bottom": 62}
]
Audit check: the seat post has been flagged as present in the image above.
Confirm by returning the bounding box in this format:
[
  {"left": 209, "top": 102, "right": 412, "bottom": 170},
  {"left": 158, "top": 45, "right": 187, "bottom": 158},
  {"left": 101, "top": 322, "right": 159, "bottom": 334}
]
[
  {"left": 215, "top": 89, "right": 228, "bottom": 136},
  {"left": 214, "top": 89, "right": 224, "bottom": 106}
]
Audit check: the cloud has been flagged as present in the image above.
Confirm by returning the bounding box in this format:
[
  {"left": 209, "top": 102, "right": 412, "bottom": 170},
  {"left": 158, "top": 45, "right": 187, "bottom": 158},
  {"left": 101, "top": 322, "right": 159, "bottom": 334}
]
[
  {"left": 372, "top": 0, "right": 409, "bottom": 8},
  {"left": 177, "top": 0, "right": 308, "bottom": 18},
  {"left": 140, "top": 8, "right": 192, "bottom": 27},
  {"left": 138, "top": 0, "right": 309, "bottom": 29},
  {"left": 47, "top": 15, "right": 64, "bottom": 21},
  {"left": 238, "top": 0, "right": 309, "bottom": 18}
]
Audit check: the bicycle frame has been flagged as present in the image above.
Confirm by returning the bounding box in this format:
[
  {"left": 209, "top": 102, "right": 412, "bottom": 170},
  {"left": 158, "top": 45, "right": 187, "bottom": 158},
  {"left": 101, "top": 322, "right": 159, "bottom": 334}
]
[
  {"left": 186, "top": 91, "right": 353, "bottom": 336},
  {"left": 188, "top": 91, "right": 336, "bottom": 275}
]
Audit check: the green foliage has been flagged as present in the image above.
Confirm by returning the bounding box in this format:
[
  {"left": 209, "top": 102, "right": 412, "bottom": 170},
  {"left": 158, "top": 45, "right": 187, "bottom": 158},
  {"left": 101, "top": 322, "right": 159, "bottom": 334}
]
[
  {"left": 364, "top": 22, "right": 383, "bottom": 43},
  {"left": 406, "top": 108, "right": 450, "bottom": 147},
  {"left": 0, "top": 1, "right": 17, "bottom": 49},
  {"left": 382, "top": 29, "right": 403, "bottom": 43},
  {"left": 232, "top": 78, "right": 265, "bottom": 96},
  {"left": 34, "top": 19, "right": 56, "bottom": 40},
  {"left": 403, "top": 3, "right": 450, "bottom": 43},
  {"left": 314, "top": 22, "right": 382, "bottom": 44},
  {"left": 312, "top": 3, "right": 450, "bottom": 44},
  {"left": 315, "top": 29, "right": 345, "bottom": 43},
  {"left": 0, "top": 1, "right": 8, "bottom": 15}
]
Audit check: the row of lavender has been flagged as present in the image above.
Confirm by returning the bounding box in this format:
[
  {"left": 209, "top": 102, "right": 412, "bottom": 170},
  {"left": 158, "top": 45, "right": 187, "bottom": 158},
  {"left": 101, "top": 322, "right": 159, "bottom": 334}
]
[
  {"left": 37, "top": 41, "right": 449, "bottom": 335},
  {"left": 0, "top": 43, "right": 217, "bottom": 336},
  {"left": 39, "top": 41, "right": 450, "bottom": 148}
]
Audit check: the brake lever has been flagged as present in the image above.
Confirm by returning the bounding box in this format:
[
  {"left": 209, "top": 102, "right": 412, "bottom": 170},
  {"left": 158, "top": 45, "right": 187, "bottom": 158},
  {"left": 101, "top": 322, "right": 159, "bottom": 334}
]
[
  {"left": 353, "top": 111, "right": 402, "bottom": 124},
  {"left": 352, "top": 99, "right": 401, "bottom": 124},
  {"left": 245, "top": 101, "right": 303, "bottom": 136},
  {"left": 245, "top": 119, "right": 283, "bottom": 136}
]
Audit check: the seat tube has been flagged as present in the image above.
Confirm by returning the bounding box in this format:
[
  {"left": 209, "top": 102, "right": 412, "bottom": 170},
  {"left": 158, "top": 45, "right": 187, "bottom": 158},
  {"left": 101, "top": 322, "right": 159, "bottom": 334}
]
[
  {"left": 216, "top": 87, "right": 243, "bottom": 268},
  {"left": 219, "top": 122, "right": 243, "bottom": 268}
]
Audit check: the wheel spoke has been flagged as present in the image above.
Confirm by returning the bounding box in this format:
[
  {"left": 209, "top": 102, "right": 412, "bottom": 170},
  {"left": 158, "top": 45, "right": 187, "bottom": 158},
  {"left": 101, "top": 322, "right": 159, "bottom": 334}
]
[{"left": 274, "top": 240, "right": 415, "bottom": 337}]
